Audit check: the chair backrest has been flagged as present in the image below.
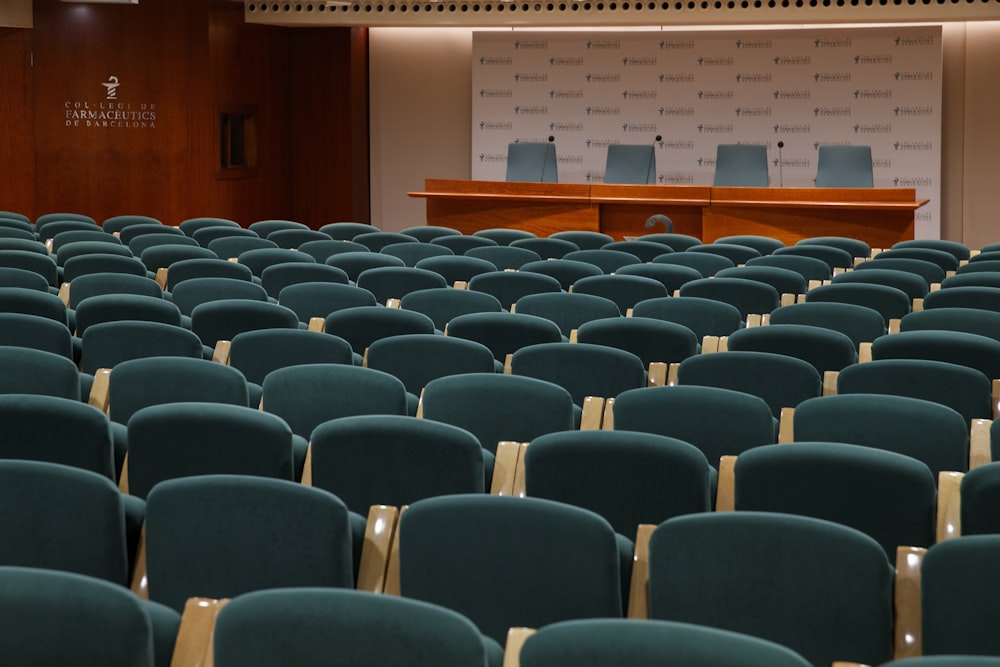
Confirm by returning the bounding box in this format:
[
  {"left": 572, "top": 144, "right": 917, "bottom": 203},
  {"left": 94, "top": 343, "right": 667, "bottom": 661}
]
[
  {"left": 0, "top": 266, "right": 50, "bottom": 291},
  {"left": 506, "top": 142, "right": 558, "bottom": 182},
  {"left": 207, "top": 235, "right": 278, "bottom": 259},
  {"left": 399, "top": 494, "right": 621, "bottom": 643},
  {"left": 604, "top": 144, "right": 656, "bottom": 184},
  {"left": 899, "top": 307, "right": 1000, "bottom": 344},
  {"left": 190, "top": 299, "right": 300, "bottom": 349},
  {"left": 144, "top": 475, "right": 354, "bottom": 612},
  {"left": 576, "top": 316, "right": 699, "bottom": 368},
  {"left": 652, "top": 251, "right": 735, "bottom": 277},
  {"left": 325, "top": 250, "right": 405, "bottom": 282},
  {"left": 62, "top": 254, "right": 147, "bottom": 283},
  {"left": 510, "top": 341, "right": 646, "bottom": 407},
  {"left": 603, "top": 240, "right": 675, "bottom": 263},
  {"left": 170, "top": 277, "right": 268, "bottom": 317},
  {"left": 178, "top": 217, "right": 240, "bottom": 237},
  {"left": 796, "top": 235, "right": 872, "bottom": 260},
  {"left": 380, "top": 240, "right": 453, "bottom": 266},
  {"left": 563, "top": 248, "right": 642, "bottom": 274},
  {"left": 0, "top": 312, "right": 73, "bottom": 360},
  {"left": 616, "top": 262, "right": 703, "bottom": 292},
  {"left": 214, "top": 587, "right": 488, "bottom": 667},
  {"left": 805, "top": 282, "right": 912, "bottom": 325},
  {"left": 856, "top": 257, "right": 945, "bottom": 286},
  {"left": 893, "top": 239, "right": 971, "bottom": 262},
  {"left": 238, "top": 248, "right": 316, "bottom": 278},
  {"left": 514, "top": 292, "right": 621, "bottom": 337},
  {"left": 352, "top": 231, "right": 420, "bottom": 253},
  {"left": 745, "top": 254, "right": 832, "bottom": 283},
  {"left": 726, "top": 323, "right": 858, "bottom": 374},
  {"left": 431, "top": 234, "right": 499, "bottom": 254},
  {"left": 468, "top": 270, "right": 563, "bottom": 310},
  {"left": 259, "top": 262, "right": 348, "bottom": 299},
  {"left": 716, "top": 266, "right": 808, "bottom": 299},
  {"left": 679, "top": 277, "right": 781, "bottom": 320},
  {"left": 510, "top": 236, "right": 580, "bottom": 259},
  {"left": 164, "top": 257, "right": 253, "bottom": 291},
  {"left": 356, "top": 265, "right": 448, "bottom": 303},
  {"left": 959, "top": 460, "right": 1000, "bottom": 535},
  {"left": 520, "top": 258, "right": 603, "bottom": 291},
  {"left": 648, "top": 512, "right": 893, "bottom": 667},
  {"left": 128, "top": 233, "right": 198, "bottom": 257},
  {"left": 832, "top": 268, "right": 929, "bottom": 300},
  {"left": 399, "top": 287, "right": 503, "bottom": 331},
  {"left": 923, "top": 286, "right": 1000, "bottom": 314},
  {"left": 0, "top": 346, "right": 80, "bottom": 400},
  {"left": 465, "top": 245, "right": 541, "bottom": 271},
  {"left": 815, "top": 144, "right": 874, "bottom": 187},
  {"left": 79, "top": 319, "right": 202, "bottom": 375},
  {"left": 74, "top": 293, "right": 181, "bottom": 338},
  {"left": 365, "top": 333, "right": 496, "bottom": 397},
  {"left": 68, "top": 272, "right": 163, "bottom": 310},
  {"left": 445, "top": 311, "right": 563, "bottom": 362},
  {"left": 191, "top": 225, "right": 259, "bottom": 247},
  {"left": 549, "top": 231, "right": 615, "bottom": 251},
  {"left": 631, "top": 296, "right": 743, "bottom": 339},
  {"left": 139, "top": 244, "right": 218, "bottom": 272},
  {"left": 322, "top": 305, "right": 436, "bottom": 355},
  {"left": 473, "top": 228, "right": 536, "bottom": 245},
  {"left": 228, "top": 328, "right": 354, "bottom": 387},
  {"left": 318, "top": 221, "right": 377, "bottom": 240},
  {"left": 266, "top": 228, "right": 332, "bottom": 249},
  {"left": 768, "top": 301, "right": 886, "bottom": 348},
  {"left": 713, "top": 144, "right": 769, "bottom": 186},
  {"left": 0, "top": 249, "right": 58, "bottom": 286},
  {"left": 278, "top": 282, "right": 377, "bottom": 323},
  {"left": 871, "top": 329, "right": 1000, "bottom": 381},
  {"left": 247, "top": 219, "right": 309, "bottom": 236},
  {"left": 774, "top": 244, "right": 856, "bottom": 270},
  {"left": 714, "top": 235, "right": 786, "bottom": 256},
  {"left": 0, "top": 286, "right": 68, "bottom": 326},
  {"left": 401, "top": 224, "right": 463, "bottom": 242},
  {"left": 297, "top": 239, "right": 368, "bottom": 262},
  {"left": 414, "top": 255, "right": 497, "bottom": 285},
  {"left": 875, "top": 247, "right": 959, "bottom": 274}
]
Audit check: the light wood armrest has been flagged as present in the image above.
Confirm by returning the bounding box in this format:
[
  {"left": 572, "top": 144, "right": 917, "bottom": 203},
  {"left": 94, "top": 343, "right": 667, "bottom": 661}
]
[
  {"left": 822, "top": 370, "right": 839, "bottom": 396},
  {"left": 356, "top": 505, "right": 400, "bottom": 593},
  {"left": 936, "top": 471, "right": 963, "bottom": 542},
  {"left": 492, "top": 441, "right": 526, "bottom": 496},
  {"left": 716, "top": 455, "right": 736, "bottom": 511},
  {"left": 88, "top": 368, "right": 112, "bottom": 414},
  {"left": 511, "top": 441, "right": 528, "bottom": 498},
  {"left": 911, "top": 298, "right": 923, "bottom": 313},
  {"left": 45, "top": 238, "right": 53, "bottom": 253},
  {"left": 795, "top": 293, "right": 807, "bottom": 304},
  {"left": 361, "top": 347, "right": 370, "bottom": 368},
  {"left": 993, "top": 380, "right": 1000, "bottom": 420},
  {"left": 627, "top": 523, "right": 655, "bottom": 619},
  {"left": 893, "top": 546, "right": 926, "bottom": 660},
  {"left": 807, "top": 279, "right": 823, "bottom": 291},
  {"left": 647, "top": 362, "right": 667, "bottom": 387},
  {"left": 701, "top": 336, "right": 721, "bottom": 354},
  {"left": 666, "top": 363, "right": 680, "bottom": 386},
  {"left": 453, "top": 280, "right": 469, "bottom": 290},
  {"left": 930, "top": 281, "right": 941, "bottom": 291},
  {"left": 168, "top": 597, "right": 230, "bottom": 667},
  {"left": 779, "top": 293, "right": 797, "bottom": 307},
  {"left": 300, "top": 443, "right": 314, "bottom": 486},
  {"left": 130, "top": 521, "right": 149, "bottom": 599},
  {"left": 383, "top": 505, "right": 407, "bottom": 596},
  {"left": 759, "top": 313, "right": 770, "bottom": 326},
  {"left": 601, "top": 397, "right": 615, "bottom": 430},
  {"left": 58, "top": 282, "right": 71, "bottom": 308},
  {"left": 502, "top": 627, "right": 537, "bottom": 667},
  {"left": 211, "top": 340, "right": 232, "bottom": 365},
  {"left": 118, "top": 452, "right": 130, "bottom": 494},
  {"left": 833, "top": 266, "right": 848, "bottom": 276},
  {"left": 415, "top": 388, "right": 425, "bottom": 419},
  {"left": 859, "top": 342, "right": 873, "bottom": 363},
  {"left": 155, "top": 267, "right": 169, "bottom": 290},
  {"left": 717, "top": 336, "right": 728, "bottom": 352},
  {"left": 888, "top": 318, "right": 901, "bottom": 334},
  {"left": 307, "top": 317, "right": 325, "bottom": 332},
  {"left": 385, "top": 298, "right": 401, "bottom": 309},
  {"left": 625, "top": 307, "right": 634, "bottom": 317},
  {"left": 503, "top": 353, "right": 513, "bottom": 375},
  {"left": 970, "top": 419, "right": 993, "bottom": 469},
  {"left": 778, "top": 407, "right": 794, "bottom": 444},
  {"left": 568, "top": 328, "right": 578, "bottom": 343},
  {"left": 746, "top": 314, "right": 763, "bottom": 327},
  {"left": 832, "top": 663, "right": 871, "bottom": 667},
  {"left": 580, "top": 396, "right": 606, "bottom": 430}
]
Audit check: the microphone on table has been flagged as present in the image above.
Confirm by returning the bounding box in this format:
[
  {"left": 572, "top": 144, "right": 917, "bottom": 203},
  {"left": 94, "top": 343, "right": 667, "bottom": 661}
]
[{"left": 777, "top": 141, "right": 785, "bottom": 188}]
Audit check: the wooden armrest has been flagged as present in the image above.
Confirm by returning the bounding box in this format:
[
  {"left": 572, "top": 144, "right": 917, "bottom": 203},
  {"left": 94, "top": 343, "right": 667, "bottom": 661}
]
[
  {"left": 970, "top": 419, "right": 993, "bottom": 469},
  {"left": 992, "top": 379, "right": 1000, "bottom": 420},
  {"left": 779, "top": 293, "right": 797, "bottom": 307},
  {"left": 930, "top": 281, "right": 941, "bottom": 291},
  {"left": 888, "top": 318, "right": 901, "bottom": 334},
  {"left": 701, "top": 336, "right": 721, "bottom": 354},
  {"left": 168, "top": 597, "right": 230, "bottom": 667},
  {"left": 360, "top": 347, "right": 370, "bottom": 368},
  {"left": 155, "top": 267, "right": 169, "bottom": 290},
  {"left": 383, "top": 505, "right": 407, "bottom": 596},
  {"left": 415, "top": 388, "right": 425, "bottom": 419},
  {"left": 778, "top": 407, "right": 794, "bottom": 444},
  {"left": 211, "top": 340, "right": 232, "bottom": 365},
  {"left": 601, "top": 397, "right": 615, "bottom": 430},
  {"left": 893, "top": 546, "right": 926, "bottom": 660},
  {"left": 666, "top": 363, "right": 680, "bottom": 387},
  {"left": 453, "top": 280, "right": 469, "bottom": 290},
  {"left": 718, "top": 336, "right": 729, "bottom": 352},
  {"left": 716, "top": 455, "right": 736, "bottom": 511},
  {"left": 626, "top": 523, "right": 655, "bottom": 619},
  {"left": 936, "top": 471, "right": 963, "bottom": 542},
  {"left": 300, "top": 444, "right": 314, "bottom": 486},
  {"left": 503, "top": 353, "right": 513, "bottom": 375},
  {"left": 833, "top": 663, "right": 871, "bottom": 667},
  {"left": 130, "top": 522, "right": 149, "bottom": 599},
  {"left": 625, "top": 307, "right": 634, "bottom": 317},
  {"left": 58, "top": 282, "right": 71, "bottom": 308},
  {"left": 580, "top": 396, "right": 606, "bottom": 430},
  {"left": 511, "top": 442, "right": 529, "bottom": 498},
  {"left": 911, "top": 298, "right": 924, "bottom": 313},
  {"left": 859, "top": 342, "right": 873, "bottom": 363},
  {"left": 118, "top": 452, "right": 130, "bottom": 494},
  {"left": 356, "top": 505, "right": 400, "bottom": 593},
  {"left": 88, "top": 368, "right": 112, "bottom": 414},
  {"left": 647, "top": 362, "right": 668, "bottom": 387},
  {"left": 385, "top": 298, "right": 401, "bottom": 309},
  {"left": 491, "top": 441, "right": 526, "bottom": 496},
  {"left": 822, "top": 370, "right": 839, "bottom": 396},
  {"left": 746, "top": 314, "right": 763, "bottom": 327},
  {"left": 307, "top": 317, "right": 325, "bottom": 332},
  {"left": 502, "top": 627, "right": 537, "bottom": 667},
  {"left": 568, "top": 328, "right": 578, "bottom": 343},
  {"left": 807, "top": 279, "right": 823, "bottom": 291}
]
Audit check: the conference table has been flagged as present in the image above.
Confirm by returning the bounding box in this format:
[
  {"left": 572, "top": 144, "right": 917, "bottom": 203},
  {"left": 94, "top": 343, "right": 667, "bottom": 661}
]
[{"left": 408, "top": 178, "right": 928, "bottom": 247}]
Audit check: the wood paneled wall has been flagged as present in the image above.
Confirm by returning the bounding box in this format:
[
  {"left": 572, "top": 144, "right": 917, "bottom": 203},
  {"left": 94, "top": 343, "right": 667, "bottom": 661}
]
[{"left": 2, "top": 0, "right": 368, "bottom": 228}]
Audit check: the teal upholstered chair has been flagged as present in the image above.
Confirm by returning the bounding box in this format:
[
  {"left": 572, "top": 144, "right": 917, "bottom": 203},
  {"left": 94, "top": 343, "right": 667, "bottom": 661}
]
[
  {"left": 513, "top": 292, "right": 621, "bottom": 337},
  {"left": 691, "top": 242, "right": 763, "bottom": 265},
  {"left": 713, "top": 144, "right": 769, "bottom": 186},
  {"left": 506, "top": 142, "right": 558, "bottom": 182},
  {"left": 277, "top": 282, "right": 376, "bottom": 324},
  {"left": 355, "top": 265, "right": 448, "bottom": 303},
  {"left": 726, "top": 323, "right": 858, "bottom": 374},
  {"left": 318, "top": 221, "right": 378, "bottom": 240},
  {"left": 648, "top": 512, "right": 893, "bottom": 667},
  {"left": 190, "top": 300, "right": 300, "bottom": 353},
  {"left": 923, "top": 286, "right": 1000, "bottom": 314},
  {"left": 207, "top": 236, "right": 278, "bottom": 260},
  {"left": 400, "top": 224, "right": 463, "bottom": 242},
  {"left": 900, "top": 307, "right": 1000, "bottom": 344},
  {"left": 571, "top": 274, "right": 668, "bottom": 312},
  {"left": 352, "top": 231, "right": 419, "bottom": 252},
  {"left": 604, "top": 143, "right": 656, "bottom": 184},
  {"left": 857, "top": 257, "right": 945, "bottom": 286},
  {"left": 74, "top": 294, "right": 180, "bottom": 343},
  {"left": 0, "top": 312, "right": 74, "bottom": 360},
  {"left": 563, "top": 248, "right": 642, "bottom": 274},
  {"left": 775, "top": 243, "right": 855, "bottom": 271},
  {"left": 445, "top": 312, "right": 563, "bottom": 364},
  {"left": 191, "top": 225, "right": 258, "bottom": 247},
  {"left": 715, "top": 234, "right": 785, "bottom": 256},
  {"left": 297, "top": 239, "right": 368, "bottom": 262},
  {"left": 805, "top": 282, "right": 911, "bottom": 325},
  {"left": 468, "top": 270, "right": 562, "bottom": 310},
  {"left": 576, "top": 316, "right": 699, "bottom": 370},
  {"left": 631, "top": 295, "right": 743, "bottom": 340},
  {"left": 893, "top": 239, "right": 971, "bottom": 263},
  {"left": 36, "top": 219, "right": 99, "bottom": 243},
  {"left": 0, "top": 266, "right": 51, "bottom": 291},
  {"left": 170, "top": 276, "right": 269, "bottom": 318},
  {"left": 815, "top": 145, "right": 874, "bottom": 187},
  {"left": 519, "top": 258, "right": 603, "bottom": 291},
  {"left": 128, "top": 233, "right": 198, "bottom": 257},
  {"left": 746, "top": 253, "right": 832, "bottom": 282},
  {"left": 67, "top": 273, "right": 164, "bottom": 311},
  {"left": 398, "top": 495, "right": 621, "bottom": 644},
  {"left": 414, "top": 255, "right": 497, "bottom": 286},
  {"left": 679, "top": 277, "right": 779, "bottom": 319},
  {"left": 638, "top": 232, "right": 701, "bottom": 252},
  {"left": 876, "top": 247, "right": 959, "bottom": 274},
  {"left": 266, "top": 228, "right": 332, "bottom": 250},
  {"left": 833, "top": 267, "right": 930, "bottom": 300},
  {"left": 117, "top": 223, "right": 173, "bottom": 245},
  {"left": 871, "top": 329, "right": 1000, "bottom": 381},
  {"left": 259, "top": 262, "right": 348, "bottom": 299},
  {"left": 716, "top": 265, "right": 808, "bottom": 299},
  {"left": 465, "top": 245, "right": 541, "bottom": 271},
  {"left": 143, "top": 475, "right": 354, "bottom": 612},
  {"left": 0, "top": 249, "right": 59, "bottom": 288},
  {"left": 550, "top": 230, "right": 615, "bottom": 251},
  {"left": 602, "top": 239, "right": 675, "bottom": 262},
  {"left": 960, "top": 460, "right": 1000, "bottom": 535},
  {"left": 55, "top": 242, "right": 134, "bottom": 273},
  {"left": 214, "top": 588, "right": 492, "bottom": 667},
  {"left": 52, "top": 229, "right": 122, "bottom": 253},
  {"left": 178, "top": 217, "right": 240, "bottom": 237},
  {"left": 431, "top": 234, "right": 498, "bottom": 254},
  {"left": 474, "top": 228, "right": 536, "bottom": 246},
  {"left": 940, "top": 272, "right": 1000, "bottom": 290},
  {"left": 0, "top": 346, "right": 81, "bottom": 400},
  {"left": 247, "top": 219, "right": 309, "bottom": 237},
  {"left": 63, "top": 254, "right": 147, "bottom": 283},
  {"left": 237, "top": 248, "right": 315, "bottom": 278},
  {"left": 518, "top": 619, "right": 813, "bottom": 667},
  {"left": 510, "top": 342, "right": 645, "bottom": 410},
  {"left": 380, "top": 240, "right": 453, "bottom": 266},
  {"left": 615, "top": 262, "right": 703, "bottom": 293},
  {"left": 768, "top": 302, "right": 886, "bottom": 348},
  {"left": 322, "top": 306, "right": 436, "bottom": 358},
  {"left": 400, "top": 288, "right": 503, "bottom": 331},
  {"left": 325, "top": 250, "right": 404, "bottom": 282},
  {"left": 510, "top": 236, "right": 579, "bottom": 259},
  {"left": 139, "top": 244, "right": 218, "bottom": 275},
  {"left": 652, "top": 251, "right": 735, "bottom": 277},
  {"left": 80, "top": 320, "right": 202, "bottom": 375}
]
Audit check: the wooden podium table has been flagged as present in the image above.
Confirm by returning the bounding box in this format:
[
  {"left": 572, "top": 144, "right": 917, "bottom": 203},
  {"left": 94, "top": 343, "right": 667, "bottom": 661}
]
[{"left": 408, "top": 179, "right": 926, "bottom": 245}]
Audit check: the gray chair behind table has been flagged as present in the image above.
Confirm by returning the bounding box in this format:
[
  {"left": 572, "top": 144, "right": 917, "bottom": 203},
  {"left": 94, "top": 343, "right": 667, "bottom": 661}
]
[
  {"left": 815, "top": 145, "right": 874, "bottom": 188},
  {"left": 713, "top": 144, "right": 769, "bottom": 186}
]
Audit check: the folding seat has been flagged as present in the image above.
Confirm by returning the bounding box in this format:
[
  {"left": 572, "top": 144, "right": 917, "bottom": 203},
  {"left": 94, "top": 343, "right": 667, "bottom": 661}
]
[
  {"left": 856, "top": 257, "right": 946, "bottom": 287},
  {"left": 36, "top": 219, "right": 99, "bottom": 243},
  {"left": 127, "top": 233, "right": 199, "bottom": 258},
  {"left": 62, "top": 254, "right": 146, "bottom": 284},
  {"left": 356, "top": 265, "right": 448, "bottom": 304},
  {"left": 0, "top": 226, "right": 35, "bottom": 241},
  {"left": 726, "top": 323, "right": 858, "bottom": 375},
  {"left": 0, "top": 312, "right": 74, "bottom": 360},
  {"left": 259, "top": 262, "right": 348, "bottom": 299},
  {"left": 562, "top": 248, "right": 642, "bottom": 274},
  {"left": 161, "top": 257, "right": 253, "bottom": 291},
  {"left": 519, "top": 258, "right": 603, "bottom": 291},
  {"left": 399, "top": 287, "right": 503, "bottom": 331},
  {"left": 0, "top": 285, "right": 69, "bottom": 325},
  {"left": 874, "top": 247, "right": 958, "bottom": 274},
  {"left": 237, "top": 248, "right": 315, "bottom": 279},
  {"left": 549, "top": 230, "right": 614, "bottom": 250},
  {"left": 247, "top": 219, "right": 309, "bottom": 237},
  {"left": 652, "top": 251, "right": 734, "bottom": 277},
  {"left": 0, "top": 346, "right": 81, "bottom": 400},
  {"left": 677, "top": 351, "right": 822, "bottom": 418},
  {"left": 322, "top": 305, "right": 436, "bottom": 358},
  {"left": 325, "top": 250, "right": 404, "bottom": 282},
  {"left": 55, "top": 243, "right": 135, "bottom": 282},
  {"left": 631, "top": 295, "right": 742, "bottom": 342},
  {"left": 178, "top": 217, "right": 240, "bottom": 237},
  {"left": 214, "top": 588, "right": 492, "bottom": 667},
  {"left": 51, "top": 229, "right": 122, "bottom": 254},
  {"left": 473, "top": 228, "right": 536, "bottom": 246},
  {"left": 515, "top": 618, "right": 813, "bottom": 667},
  {"left": 614, "top": 262, "right": 702, "bottom": 293},
  {"left": 139, "top": 244, "right": 218, "bottom": 276},
  {"left": 123, "top": 402, "right": 295, "bottom": 499},
  {"left": 678, "top": 276, "right": 780, "bottom": 321},
  {"left": 445, "top": 311, "right": 564, "bottom": 365},
  {"left": 774, "top": 243, "right": 855, "bottom": 271},
  {"left": 745, "top": 253, "right": 833, "bottom": 283},
  {"left": 465, "top": 245, "right": 541, "bottom": 270},
  {"left": 871, "top": 329, "right": 1000, "bottom": 384},
  {"left": 0, "top": 266, "right": 49, "bottom": 291},
  {"left": 431, "top": 234, "right": 498, "bottom": 254},
  {"left": 207, "top": 235, "right": 278, "bottom": 260},
  {"left": 767, "top": 301, "right": 886, "bottom": 348},
  {"left": 318, "top": 221, "right": 378, "bottom": 240},
  {"left": 805, "top": 282, "right": 912, "bottom": 325},
  {"left": 0, "top": 211, "right": 33, "bottom": 227},
  {"left": 570, "top": 274, "right": 667, "bottom": 313},
  {"left": 960, "top": 256, "right": 1000, "bottom": 271},
  {"left": 899, "top": 307, "right": 1000, "bottom": 344},
  {"left": 297, "top": 239, "right": 368, "bottom": 262},
  {"left": 514, "top": 292, "right": 620, "bottom": 338},
  {"left": 352, "top": 231, "right": 419, "bottom": 252},
  {"left": 117, "top": 223, "right": 176, "bottom": 246},
  {"left": 923, "top": 285, "right": 1000, "bottom": 313},
  {"left": 469, "top": 270, "right": 563, "bottom": 310},
  {"left": 688, "top": 242, "right": 762, "bottom": 266},
  {"left": 798, "top": 237, "right": 869, "bottom": 263},
  {"left": 510, "top": 236, "right": 579, "bottom": 259},
  {"left": 413, "top": 255, "right": 496, "bottom": 287},
  {"left": 398, "top": 494, "right": 622, "bottom": 644},
  {"left": 265, "top": 228, "right": 332, "bottom": 249},
  {"left": 644, "top": 512, "right": 894, "bottom": 667},
  {"left": 601, "top": 240, "right": 673, "bottom": 262},
  {"left": 576, "top": 316, "right": 698, "bottom": 386},
  {"left": 35, "top": 212, "right": 96, "bottom": 228},
  {"left": 0, "top": 249, "right": 58, "bottom": 288},
  {"left": 79, "top": 319, "right": 202, "bottom": 375},
  {"left": 715, "top": 265, "right": 807, "bottom": 304},
  {"left": 0, "top": 238, "right": 48, "bottom": 255},
  {"left": 191, "top": 225, "right": 259, "bottom": 247},
  {"left": 714, "top": 234, "right": 785, "bottom": 256},
  {"left": 278, "top": 282, "right": 377, "bottom": 325},
  {"left": 190, "top": 300, "right": 300, "bottom": 353},
  {"left": 170, "top": 276, "right": 269, "bottom": 319},
  {"left": 400, "top": 224, "right": 462, "bottom": 242},
  {"left": 380, "top": 240, "right": 453, "bottom": 267},
  {"left": 67, "top": 273, "right": 165, "bottom": 314},
  {"left": 637, "top": 232, "right": 702, "bottom": 252},
  {"left": 364, "top": 333, "right": 496, "bottom": 415}
]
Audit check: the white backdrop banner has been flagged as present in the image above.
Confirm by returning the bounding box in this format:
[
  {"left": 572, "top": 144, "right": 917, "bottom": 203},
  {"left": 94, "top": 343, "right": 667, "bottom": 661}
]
[{"left": 472, "top": 26, "right": 942, "bottom": 238}]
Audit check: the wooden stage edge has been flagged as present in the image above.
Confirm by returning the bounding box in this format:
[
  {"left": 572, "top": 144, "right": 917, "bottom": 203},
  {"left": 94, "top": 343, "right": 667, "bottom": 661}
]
[{"left": 408, "top": 179, "right": 927, "bottom": 248}]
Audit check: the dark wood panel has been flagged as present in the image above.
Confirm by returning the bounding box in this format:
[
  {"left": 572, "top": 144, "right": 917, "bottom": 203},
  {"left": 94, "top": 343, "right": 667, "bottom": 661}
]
[{"left": 0, "top": 34, "right": 35, "bottom": 218}]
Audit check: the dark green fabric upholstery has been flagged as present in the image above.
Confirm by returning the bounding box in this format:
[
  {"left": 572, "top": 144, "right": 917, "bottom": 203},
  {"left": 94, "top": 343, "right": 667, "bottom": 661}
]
[
  {"left": 735, "top": 442, "right": 936, "bottom": 560},
  {"left": 603, "top": 240, "right": 675, "bottom": 262},
  {"left": 562, "top": 248, "right": 642, "bottom": 273},
  {"left": 921, "top": 535, "right": 1000, "bottom": 656},
  {"left": 81, "top": 318, "right": 201, "bottom": 376},
  {"left": 717, "top": 265, "right": 808, "bottom": 296},
  {"left": 103, "top": 214, "right": 164, "bottom": 234},
  {"left": 774, "top": 244, "right": 855, "bottom": 270},
  {"left": 414, "top": 255, "right": 497, "bottom": 285},
  {"left": 792, "top": 394, "right": 969, "bottom": 475},
  {"left": 261, "top": 363, "right": 407, "bottom": 439},
  {"left": 63, "top": 254, "right": 147, "bottom": 283},
  {"left": 631, "top": 296, "right": 743, "bottom": 339},
  {"left": 0, "top": 346, "right": 80, "bottom": 400},
  {"left": 36, "top": 220, "right": 101, "bottom": 243},
  {"left": 571, "top": 274, "right": 668, "bottom": 312},
  {"left": 679, "top": 277, "right": 780, "bottom": 319},
  {"left": 399, "top": 288, "right": 502, "bottom": 331},
  {"left": 900, "top": 307, "right": 1000, "bottom": 344},
  {"left": 727, "top": 323, "right": 857, "bottom": 374},
  {"left": 689, "top": 242, "right": 762, "bottom": 264},
  {"left": 940, "top": 272, "right": 1000, "bottom": 289},
  {"left": 806, "top": 282, "right": 911, "bottom": 324},
  {"left": 445, "top": 312, "right": 563, "bottom": 362},
  {"left": 715, "top": 234, "right": 786, "bottom": 255},
  {"left": 638, "top": 232, "right": 702, "bottom": 252},
  {"left": 0, "top": 287, "right": 68, "bottom": 325},
  {"left": 190, "top": 225, "right": 257, "bottom": 246},
  {"left": 318, "top": 221, "right": 377, "bottom": 240},
  {"left": 576, "top": 316, "right": 698, "bottom": 368},
  {"left": 431, "top": 234, "right": 498, "bottom": 254},
  {"left": 923, "top": 286, "right": 1000, "bottom": 314},
  {"left": 678, "top": 350, "right": 821, "bottom": 417},
  {"left": 170, "top": 276, "right": 268, "bottom": 317},
  {"left": 510, "top": 342, "right": 645, "bottom": 406},
  {"left": 466, "top": 245, "right": 541, "bottom": 270},
  {"left": 356, "top": 266, "right": 448, "bottom": 303},
  {"left": 323, "top": 305, "right": 436, "bottom": 355},
  {"left": 139, "top": 244, "right": 218, "bottom": 273},
  {"left": 519, "top": 259, "right": 603, "bottom": 290},
  {"left": 206, "top": 236, "right": 278, "bottom": 260},
  {"left": 510, "top": 236, "right": 580, "bottom": 259},
  {"left": 0, "top": 266, "right": 50, "bottom": 291},
  {"left": 401, "top": 224, "right": 463, "bottom": 242},
  {"left": 421, "top": 373, "right": 575, "bottom": 455},
  {"left": 128, "top": 234, "right": 198, "bottom": 257},
  {"left": 144, "top": 475, "right": 354, "bottom": 612},
  {"left": 0, "top": 250, "right": 58, "bottom": 286},
  {"left": 381, "top": 241, "right": 454, "bottom": 266},
  {"left": 53, "top": 230, "right": 122, "bottom": 252},
  {"left": 190, "top": 300, "right": 300, "bottom": 350},
  {"left": 648, "top": 512, "right": 893, "bottom": 667},
  {"left": 960, "top": 460, "right": 1000, "bottom": 535},
  {"left": 613, "top": 385, "right": 776, "bottom": 468},
  {"left": 164, "top": 258, "right": 252, "bottom": 291},
  {"left": 834, "top": 267, "right": 930, "bottom": 299},
  {"left": 352, "top": 231, "right": 419, "bottom": 252},
  {"left": 236, "top": 249, "right": 316, "bottom": 279},
  {"left": 118, "top": 223, "right": 176, "bottom": 246},
  {"left": 277, "top": 282, "right": 376, "bottom": 323},
  {"left": 616, "top": 261, "right": 703, "bottom": 291},
  {"left": 399, "top": 494, "right": 622, "bottom": 644},
  {"left": 56, "top": 240, "right": 133, "bottom": 269},
  {"left": 769, "top": 301, "right": 886, "bottom": 347},
  {"left": 875, "top": 247, "right": 959, "bottom": 273},
  {"left": 871, "top": 329, "right": 1000, "bottom": 380},
  {"left": 856, "top": 257, "right": 945, "bottom": 286},
  {"left": 259, "top": 262, "right": 347, "bottom": 299},
  {"left": 514, "top": 292, "right": 621, "bottom": 337},
  {"left": 473, "top": 227, "right": 535, "bottom": 245},
  {"left": 468, "top": 270, "right": 563, "bottom": 310},
  {"left": 879, "top": 658, "right": 1000, "bottom": 667},
  {"left": 75, "top": 293, "right": 181, "bottom": 337},
  {"left": 69, "top": 273, "right": 163, "bottom": 311},
  {"left": 0, "top": 566, "right": 158, "bottom": 667},
  {"left": 519, "top": 618, "right": 813, "bottom": 667},
  {"left": 796, "top": 235, "right": 871, "bottom": 259},
  {"left": 298, "top": 239, "right": 368, "bottom": 262},
  {"left": 247, "top": 219, "right": 309, "bottom": 236},
  {"left": 126, "top": 402, "right": 295, "bottom": 498},
  {"left": 266, "top": 228, "right": 333, "bottom": 250},
  {"left": 309, "top": 414, "right": 484, "bottom": 514},
  {"left": 366, "top": 333, "right": 496, "bottom": 398},
  {"left": 746, "top": 253, "right": 834, "bottom": 282},
  {"left": 0, "top": 461, "right": 129, "bottom": 584},
  {"left": 0, "top": 312, "right": 73, "bottom": 359},
  {"left": 549, "top": 230, "right": 615, "bottom": 250}
]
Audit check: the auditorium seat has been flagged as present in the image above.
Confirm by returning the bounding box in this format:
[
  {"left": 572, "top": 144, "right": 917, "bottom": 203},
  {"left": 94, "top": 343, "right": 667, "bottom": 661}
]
[
  {"left": 563, "top": 248, "right": 642, "bottom": 273},
  {"left": 178, "top": 217, "right": 240, "bottom": 237},
  {"left": 468, "top": 270, "right": 562, "bottom": 310},
  {"left": 510, "top": 236, "right": 580, "bottom": 259},
  {"left": 380, "top": 240, "right": 454, "bottom": 266},
  {"left": 355, "top": 265, "right": 448, "bottom": 304},
  {"left": 514, "top": 292, "right": 620, "bottom": 338},
  {"left": 652, "top": 251, "right": 734, "bottom": 277},
  {"left": 297, "top": 238, "right": 368, "bottom": 262},
  {"left": 265, "top": 228, "right": 332, "bottom": 250},
  {"left": 325, "top": 250, "right": 404, "bottom": 282},
  {"left": 519, "top": 258, "right": 603, "bottom": 291},
  {"left": 400, "top": 224, "right": 463, "bottom": 243},
  {"left": 259, "top": 262, "right": 348, "bottom": 299},
  {"left": 399, "top": 287, "right": 503, "bottom": 331},
  {"left": 571, "top": 274, "right": 668, "bottom": 313},
  {"left": 465, "top": 244, "right": 541, "bottom": 270}
]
